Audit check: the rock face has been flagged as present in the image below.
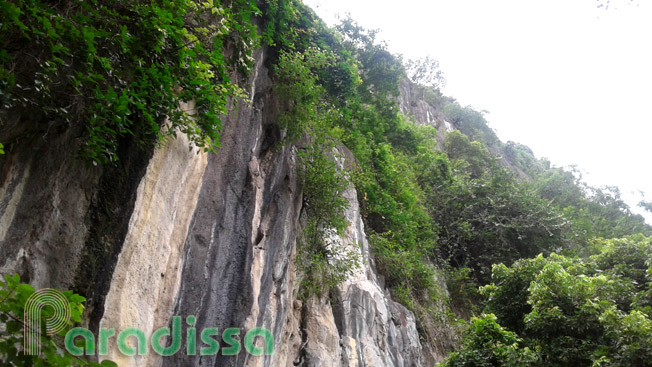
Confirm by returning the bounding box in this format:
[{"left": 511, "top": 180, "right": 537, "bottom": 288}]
[
  {"left": 398, "top": 79, "right": 455, "bottom": 141},
  {"left": 285, "top": 179, "right": 424, "bottom": 367},
  {"left": 0, "top": 44, "right": 446, "bottom": 367},
  {"left": 327, "top": 184, "right": 424, "bottom": 367},
  {"left": 99, "top": 101, "right": 209, "bottom": 367}
]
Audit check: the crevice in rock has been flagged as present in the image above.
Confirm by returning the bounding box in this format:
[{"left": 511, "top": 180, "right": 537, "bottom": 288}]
[{"left": 74, "top": 132, "right": 156, "bottom": 334}]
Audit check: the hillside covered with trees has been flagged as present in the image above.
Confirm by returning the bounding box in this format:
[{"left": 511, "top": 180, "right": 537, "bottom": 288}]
[{"left": 1, "top": 0, "right": 651, "bottom": 366}]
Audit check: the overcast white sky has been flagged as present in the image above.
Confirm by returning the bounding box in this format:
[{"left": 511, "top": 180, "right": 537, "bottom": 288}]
[{"left": 302, "top": 0, "right": 652, "bottom": 223}]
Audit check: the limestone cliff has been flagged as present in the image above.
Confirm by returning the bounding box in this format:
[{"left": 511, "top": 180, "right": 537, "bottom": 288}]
[{"left": 0, "top": 37, "right": 457, "bottom": 365}]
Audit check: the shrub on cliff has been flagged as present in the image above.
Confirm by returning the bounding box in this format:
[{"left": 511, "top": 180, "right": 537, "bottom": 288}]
[{"left": 0, "top": 0, "right": 259, "bottom": 164}]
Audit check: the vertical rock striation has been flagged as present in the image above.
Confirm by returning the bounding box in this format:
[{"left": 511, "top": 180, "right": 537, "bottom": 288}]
[
  {"left": 295, "top": 181, "right": 424, "bottom": 367},
  {"left": 0, "top": 46, "right": 446, "bottom": 367},
  {"left": 99, "top": 101, "right": 209, "bottom": 366}
]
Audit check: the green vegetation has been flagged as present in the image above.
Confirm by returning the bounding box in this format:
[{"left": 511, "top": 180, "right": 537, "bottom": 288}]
[
  {"left": 443, "top": 104, "right": 498, "bottom": 148},
  {"left": 433, "top": 130, "right": 573, "bottom": 284},
  {"left": 3, "top": 0, "right": 651, "bottom": 363},
  {"left": 0, "top": 274, "right": 116, "bottom": 366},
  {"left": 442, "top": 236, "right": 652, "bottom": 366},
  {"left": 261, "top": 2, "right": 652, "bottom": 359},
  {"left": 273, "top": 48, "right": 359, "bottom": 298},
  {"left": 440, "top": 314, "right": 539, "bottom": 366},
  {"left": 0, "top": 0, "right": 259, "bottom": 164}
]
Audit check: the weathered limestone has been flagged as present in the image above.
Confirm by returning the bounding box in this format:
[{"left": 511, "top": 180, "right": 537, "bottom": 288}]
[{"left": 0, "top": 47, "right": 446, "bottom": 367}]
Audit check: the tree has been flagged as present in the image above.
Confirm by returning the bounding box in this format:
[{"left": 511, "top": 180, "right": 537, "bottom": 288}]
[
  {"left": 405, "top": 56, "right": 446, "bottom": 90},
  {"left": 433, "top": 131, "right": 571, "bottom": 283},
  {"left": 439, "top": 314, "right": 538, "bottom": 367},
  {"left": 442, "top": 236, "right": 652, "bottom": 367},
  {"left": 639, "top": 200, "right": 652, "bottom": 214}
]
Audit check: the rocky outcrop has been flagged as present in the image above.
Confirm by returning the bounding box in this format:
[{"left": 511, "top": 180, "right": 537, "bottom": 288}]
[
  {"left": 0, "top": 40, "right": 448, "bottom": 367},
  {"left": 327, "top": 184, "right": 424, "bottom": 367},
  {"left": 398, "top": 79, "right": 455, "bottom": 144},
  {"left": 0, "top": 123, "right": 102, "bottom": 290},
  {"left": 99, "top": 102, "right": 209, "bottom": 367}
]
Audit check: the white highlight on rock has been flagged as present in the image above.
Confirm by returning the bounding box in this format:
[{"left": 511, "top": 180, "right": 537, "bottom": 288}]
[{"left": 99, "top": 101, "right": 208, "bottom": 367}]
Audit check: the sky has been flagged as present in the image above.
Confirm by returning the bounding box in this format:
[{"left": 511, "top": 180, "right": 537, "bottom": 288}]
[{"left": 302, "top": 0, "right": 652, "bottom": 223}]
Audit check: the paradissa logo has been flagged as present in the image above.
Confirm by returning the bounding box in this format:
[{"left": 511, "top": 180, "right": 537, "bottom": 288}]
[
  {"left": 24, "top": 289, "right": 274, "bottom": 357},
  {"left": 24, "top": 289, "right": 71, "bottom": 355}
]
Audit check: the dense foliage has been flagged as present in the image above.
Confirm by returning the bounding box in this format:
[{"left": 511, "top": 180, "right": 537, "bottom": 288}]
[
  {"left": 433, "top": 131, "right": 572, "bottom": 284},
  {"left": 0, "top": 0, "right": 260, "bottom": 164},
  {"left": 442, "top": 236, "right": 652, "bottom": 366}
]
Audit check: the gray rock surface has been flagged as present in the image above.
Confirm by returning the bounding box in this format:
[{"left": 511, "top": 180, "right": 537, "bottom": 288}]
[
  {"left": 0, "top": 45, "right": 450, "bottom": 367},
  {"left": 398, "top": 78, "right": 455, "bottom": 144}
]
